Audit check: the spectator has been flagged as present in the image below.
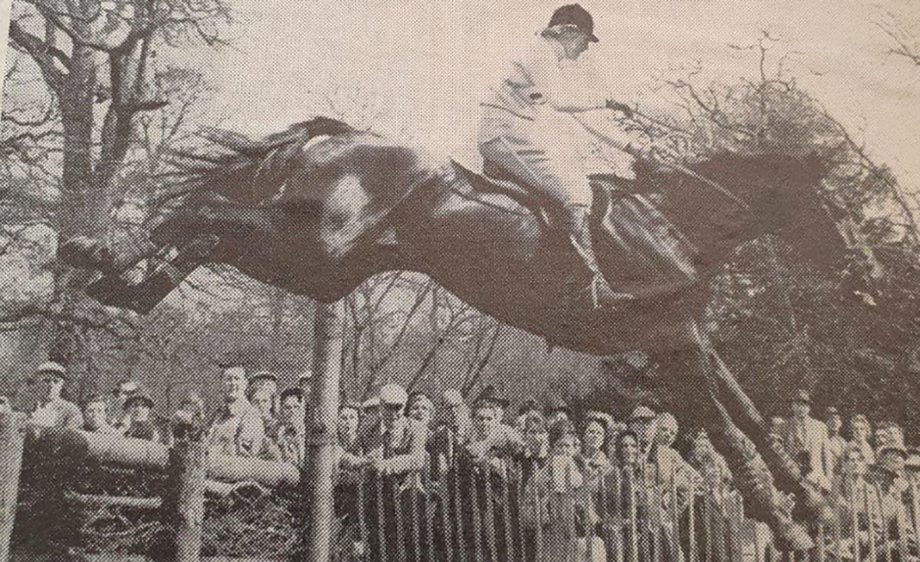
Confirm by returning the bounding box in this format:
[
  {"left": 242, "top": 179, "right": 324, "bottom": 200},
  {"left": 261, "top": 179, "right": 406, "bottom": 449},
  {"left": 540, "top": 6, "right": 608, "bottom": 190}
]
[
  {"left": 688, "top": 430, "right": 732, "bottom": 499},
  {"left": 515, "top": 397, "right": 540, "bottom": 433},
  {"left": 520, "top": 411, "right": 549, "bottom": 486},
  {"left": 782, "top": 389, "right": 831, "bottom": 491},
  {"left": 581, "top": 413, "right": 612, "bottom": 481},
  {"left": 0, "top": 395, "right": 9, "bottom": 413},
  {"left": 274, "top": 388, "right": 307, "bottom": 466},
  {"left": 465, "top": 397, "right": 523, "bottom": 463},
  {"left": 626, "top": 405, "right": 657, "bottom": 459},
  {"left": 545, "top": 396, "right": 570, "bottom": 427},
  {"left": 82, "top": 395, "right": 117, "bottom": 433},
  {"left": 172, "top": 392, "right": 206, "bottom": 442},
  {"left": 849, "top": 413, "right": 875, "bottom": 465},
  {"left": 207, "top": 364, "right": 265, "bottom": 458},
  {"left": 249, "top": 385, "right": 278, "bottom": 439},
  {"left": 613, "top": 430, "right": 641, "bottom": 472},
  {"left": 406, "top": 391, "right": 435, "bottom": 428},
  {"left": 651, "top": 412, "right": 702, "bottom": 522},
  {"left": 365, "top": 383, "right": 427, "bottom": 477},
  {"left": 832, "top": 443, "right": 868, "bottom": 501},
  {"left": 29, "top": 362, "right": 82, "bottom": 430},
  {"left": 360, "top": 396, "right": 382, "bottom": 442},
  {"left": 523, "top": 420, "right": 601, "bottom": 562},
  {"left": 337, "top": 400, "right": 365, "bottom": 468},
  {"left": 123, "top": 390, "right": 166, "bottom": 444},
  {"left": 429, "top": 388, "right": 471, "bottom": 477},
  {"left": 768, "top": 416, "right": 786, "bottom": 445},
  {"left": 474, "top": 385, "right": 517, "bottom": 436},
  {"left": 111, "top": 380, "right": 140, "bottom": 433},
  {"left": 825, "top": 407, "right": 847, "bottom": 478}
]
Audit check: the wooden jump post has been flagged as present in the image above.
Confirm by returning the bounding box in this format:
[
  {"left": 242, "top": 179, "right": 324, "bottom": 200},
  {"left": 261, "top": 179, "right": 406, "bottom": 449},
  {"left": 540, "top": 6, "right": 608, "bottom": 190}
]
[
  {"left": 0, "top": 412, "right": 25, "bottom": 562},
  {"left": 159, "top": 440, "right": 207, "bottom": 562},
  {"left": 303, "top": 300, "right": 345, "bottom": 562}
]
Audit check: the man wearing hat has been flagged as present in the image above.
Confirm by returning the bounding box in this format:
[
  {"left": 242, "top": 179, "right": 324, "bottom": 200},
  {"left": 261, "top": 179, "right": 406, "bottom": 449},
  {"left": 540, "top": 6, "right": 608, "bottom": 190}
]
[
  {"left": 429, "top": 389, "right": 472, "bottom": 477},
  {"left": 782, "top": 389, "right": 832, "bottom": 490},
  {"left": 364, "top": 383, "right": 427, "bottom": 477},
  {"left": 478, "top": 4, "right": 636, "bottom": 308},
  {"left": 111, "top": 380, "right": 141, "bottom": 433},
  {"left": 627, "top": 405, "right": 657, "bottom": 458},
  {"left": 545, "top": 395, "right": 571, "bottom": 427},
  {"left": 123, "top": 389, "right": 166, "bottom": 443},
  {"left": 30, "top": 361, "right": 83, "bottom": 430}
]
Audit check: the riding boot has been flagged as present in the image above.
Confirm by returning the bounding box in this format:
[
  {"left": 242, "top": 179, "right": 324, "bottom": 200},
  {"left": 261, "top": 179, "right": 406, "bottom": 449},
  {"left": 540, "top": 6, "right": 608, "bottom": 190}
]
[{"left": 561, "top": 204, "right": 634, "bottom": 308}]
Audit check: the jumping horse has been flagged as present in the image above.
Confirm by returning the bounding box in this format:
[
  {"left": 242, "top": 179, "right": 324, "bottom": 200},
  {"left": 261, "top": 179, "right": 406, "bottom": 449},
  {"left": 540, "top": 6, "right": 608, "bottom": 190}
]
[{"left": 60, "top": 117, "right": 848, "bottom": 549}]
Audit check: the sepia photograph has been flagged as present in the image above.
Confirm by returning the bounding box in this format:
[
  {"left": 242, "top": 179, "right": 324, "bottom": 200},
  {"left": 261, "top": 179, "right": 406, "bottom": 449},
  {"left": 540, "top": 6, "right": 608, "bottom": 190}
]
[{"left": 0, "top": 0, "right": 919, "bottom": 560}]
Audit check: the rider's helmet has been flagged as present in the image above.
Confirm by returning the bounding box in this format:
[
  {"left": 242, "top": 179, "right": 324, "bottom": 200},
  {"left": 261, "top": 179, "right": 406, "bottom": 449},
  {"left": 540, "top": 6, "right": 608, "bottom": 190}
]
[{"left": 548, "top": 4, "right": 599, "bottom": 43}]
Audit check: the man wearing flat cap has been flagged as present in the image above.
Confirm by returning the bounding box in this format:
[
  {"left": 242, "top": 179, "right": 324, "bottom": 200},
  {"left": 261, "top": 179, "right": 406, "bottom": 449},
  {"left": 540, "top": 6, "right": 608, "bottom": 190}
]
[
  {"left": 364, "top": 383, "right": 427, "bottom": 477},
  {"left": 30, "top": 361, "right": 83, "bottom": 430},
  {"left": 782, "top": 389, "right": 832, "bottom": 490},
  {"left": 627, "top": 405, "right": 657, "bottom": 459}
]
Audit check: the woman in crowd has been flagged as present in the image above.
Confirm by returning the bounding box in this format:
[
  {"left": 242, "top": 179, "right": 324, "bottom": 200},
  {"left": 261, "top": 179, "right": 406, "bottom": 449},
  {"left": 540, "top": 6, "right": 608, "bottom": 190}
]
[
  {"left": 520, "top": 411, "right": 549, "bottom": 486},
  {"left": 581, "top": 413, "right": 612, "bottom": 484},
  {"left": 849, "top": 414, "right": 875, "bottom": 465}
]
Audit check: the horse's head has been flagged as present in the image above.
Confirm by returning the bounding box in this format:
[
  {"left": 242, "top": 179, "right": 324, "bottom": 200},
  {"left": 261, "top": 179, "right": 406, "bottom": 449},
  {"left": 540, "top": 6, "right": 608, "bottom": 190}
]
[{"left": 641, "top": 153, "right": 847, "bottom": 275}]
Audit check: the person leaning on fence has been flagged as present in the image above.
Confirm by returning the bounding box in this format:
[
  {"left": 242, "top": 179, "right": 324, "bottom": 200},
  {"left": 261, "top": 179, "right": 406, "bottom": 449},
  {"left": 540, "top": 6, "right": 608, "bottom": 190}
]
[
  {"left": 465, "top": 391, "right": 524, "bottom": 465},
  {"left": 782, "top": 389, "right": 832, "bottom": 491},
  {"left": 627, "top": 405, "right": 658, "bottom": 461},
  {"left": 171, "top": 391, "right": 206, "bottom": 442},
  {"left": 428, "top": 388, "right": 471, "bottom": 477},
  {"left": 580, "top": 412, "right": 613, "bottom": 483},
  {"left": 29, "top": 361, "right": 83, "bottom": 430},
  {"left": 520, "top": 411, "right": 550, "bottom": 486},
  {"left": 207, "top": 364, "right": 265, "bottom": 458},
  {"left": 523, "top": 419, "right": 605, "bottom": 562},
  {"left": 651, "top": 413, "right": 702, "bottom": 510},
  {"left": 82, "top": 394, "right": 118, "bottom": 434},
  {"left": 364, "top": 383, "right": 428, "bottom": 477},
  {"left": 687, "top": 429, "right": 732, "bottom": 502}
]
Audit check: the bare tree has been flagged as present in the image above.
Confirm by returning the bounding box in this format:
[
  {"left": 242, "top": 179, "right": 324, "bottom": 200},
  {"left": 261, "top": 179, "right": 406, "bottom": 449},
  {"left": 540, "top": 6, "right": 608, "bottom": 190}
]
[{"left": 4, "top": 0, "right": 231, "bottom": 396}]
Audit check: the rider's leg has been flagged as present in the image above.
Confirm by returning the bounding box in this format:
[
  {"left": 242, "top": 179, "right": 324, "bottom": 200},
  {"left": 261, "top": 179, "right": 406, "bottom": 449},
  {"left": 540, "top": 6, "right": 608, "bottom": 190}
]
[
  {"left": 561, "top": 203, "right": 634, "bottom": 307},
  {"left": 479, "top": 133, "right": 632, "bottom": 307}
]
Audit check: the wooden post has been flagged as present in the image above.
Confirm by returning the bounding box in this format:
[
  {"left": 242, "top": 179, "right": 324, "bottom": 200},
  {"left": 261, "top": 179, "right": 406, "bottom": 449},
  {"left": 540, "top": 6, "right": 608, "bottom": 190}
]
[
  {"left": 0, "top": 412, "right": 25, "bottom": 562},
  {"left": 159, "top": 440, "right": 206, "bottom": 562},
  {"left": 302, "top": 300, "right": 345, "bottom": 562}
]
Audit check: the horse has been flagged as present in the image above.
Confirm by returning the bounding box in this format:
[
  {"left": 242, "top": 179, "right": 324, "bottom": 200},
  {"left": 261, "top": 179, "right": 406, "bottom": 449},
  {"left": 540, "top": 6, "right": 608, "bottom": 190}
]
[{"left": 60, "top": 117, "right": 848, "bottom": 549}]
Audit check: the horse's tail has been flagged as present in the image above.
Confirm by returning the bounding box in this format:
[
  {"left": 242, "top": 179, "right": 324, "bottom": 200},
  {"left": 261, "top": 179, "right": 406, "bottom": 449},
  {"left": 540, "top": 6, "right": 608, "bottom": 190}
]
[{"left": 152, "top": 117, "right": 356, "bottom": 207}]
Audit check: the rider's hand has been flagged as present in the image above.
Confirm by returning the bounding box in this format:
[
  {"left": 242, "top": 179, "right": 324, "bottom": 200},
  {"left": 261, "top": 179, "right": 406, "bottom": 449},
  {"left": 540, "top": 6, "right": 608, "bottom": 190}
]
[{"left": 605, "top": 99, "right": 634, "bottom": 119}]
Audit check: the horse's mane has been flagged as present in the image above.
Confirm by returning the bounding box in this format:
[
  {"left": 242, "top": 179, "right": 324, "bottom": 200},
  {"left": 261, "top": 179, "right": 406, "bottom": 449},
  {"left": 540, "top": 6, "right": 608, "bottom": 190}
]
[{"left": 158, "top": 117, "right": 359, "bottom": 206}]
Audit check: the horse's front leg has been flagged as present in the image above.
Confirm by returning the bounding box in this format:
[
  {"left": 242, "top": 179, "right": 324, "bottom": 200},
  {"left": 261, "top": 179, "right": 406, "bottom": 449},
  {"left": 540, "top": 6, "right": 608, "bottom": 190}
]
[
  {"left": 651, "top": 334, "right": 815, "bottom": 552},
  {"left": 85, "top": 234, "right": 221, "bottom": 313}
]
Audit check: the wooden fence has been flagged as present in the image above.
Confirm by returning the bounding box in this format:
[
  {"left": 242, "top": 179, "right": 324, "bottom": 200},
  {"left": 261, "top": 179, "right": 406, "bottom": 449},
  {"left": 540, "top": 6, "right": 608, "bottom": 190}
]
[{"left": 2, "top": 412, "right": 919, "bottom": 562}]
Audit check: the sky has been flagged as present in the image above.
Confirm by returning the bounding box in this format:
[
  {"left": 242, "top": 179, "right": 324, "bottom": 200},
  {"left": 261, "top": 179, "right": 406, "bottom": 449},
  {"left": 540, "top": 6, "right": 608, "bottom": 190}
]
[
  {"left": 0, "top": 0, "right": 916, "bottom": 187},
  {"left": 190, "top": 0, "right": 920, "bottom": 192}
]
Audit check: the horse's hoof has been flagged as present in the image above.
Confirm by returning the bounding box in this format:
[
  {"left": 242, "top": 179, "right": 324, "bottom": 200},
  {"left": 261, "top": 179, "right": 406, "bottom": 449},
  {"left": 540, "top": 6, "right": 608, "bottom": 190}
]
[{"left": 772, "top": 519, "right": 815, "bottom": 552}]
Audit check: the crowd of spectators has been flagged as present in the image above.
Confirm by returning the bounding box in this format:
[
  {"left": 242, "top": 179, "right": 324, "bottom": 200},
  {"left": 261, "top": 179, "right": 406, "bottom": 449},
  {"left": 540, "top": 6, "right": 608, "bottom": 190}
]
[{"left": 3, "top": 360, "right": 919, "bottom": 560}]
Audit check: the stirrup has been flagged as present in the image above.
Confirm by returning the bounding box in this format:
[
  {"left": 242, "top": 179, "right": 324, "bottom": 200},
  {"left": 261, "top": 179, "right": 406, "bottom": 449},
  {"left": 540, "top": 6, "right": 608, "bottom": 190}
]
[{"left": 588, "top": 274, "right": 635, "bottom": 310}]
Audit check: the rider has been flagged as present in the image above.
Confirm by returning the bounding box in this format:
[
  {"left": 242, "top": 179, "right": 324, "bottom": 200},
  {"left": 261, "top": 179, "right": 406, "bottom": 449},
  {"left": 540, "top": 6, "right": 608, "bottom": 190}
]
[{"left": 479, "top": 4, "right": 635, "bottom": 307}]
